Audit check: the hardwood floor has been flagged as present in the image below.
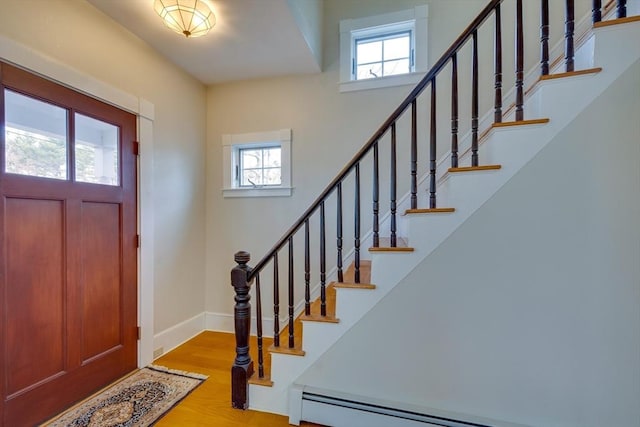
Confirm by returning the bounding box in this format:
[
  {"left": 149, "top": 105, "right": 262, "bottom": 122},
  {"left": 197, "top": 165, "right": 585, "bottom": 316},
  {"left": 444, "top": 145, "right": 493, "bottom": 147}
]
[{"left": 154, "top": 331, "right": 325, "bottom": 426}]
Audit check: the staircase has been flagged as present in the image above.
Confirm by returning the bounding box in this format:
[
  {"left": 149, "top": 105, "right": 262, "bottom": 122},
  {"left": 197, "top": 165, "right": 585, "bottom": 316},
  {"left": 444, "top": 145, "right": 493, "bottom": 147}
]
[{"left": 230, "top": 1, "right": 640, "bottom": 425}]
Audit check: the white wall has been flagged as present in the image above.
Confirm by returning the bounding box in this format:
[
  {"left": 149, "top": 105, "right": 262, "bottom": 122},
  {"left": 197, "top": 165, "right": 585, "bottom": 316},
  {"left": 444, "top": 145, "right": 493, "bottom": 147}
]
[
  {"left": 0, "top": 0, "right": 207, "bottom": 336},
  {"left": 296, "top": 61, "right": 640, "bottom": 427}
]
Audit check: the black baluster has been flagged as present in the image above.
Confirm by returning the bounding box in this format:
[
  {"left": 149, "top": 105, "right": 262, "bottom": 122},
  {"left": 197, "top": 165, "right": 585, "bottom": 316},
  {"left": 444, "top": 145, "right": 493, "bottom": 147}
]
[
  {"left": 617, "top": 0, "right": 627, "bottom": 18},
  {"left": 288, "top": 237, "right": 294, "bottom": 349},
  {"left": 390, "top": 123, "right": 398, "bottom": 247},
  {"left": 304, "top": 219, "right": 310, "bottom": 316},
  {"left": 451, "top": 54, "right": 459, "bottom": 168},
  {"left": 541, "top": 0, "right": 550, "bottom": 75},
  {"left": 354, "top": 163, "right": 361, "bottom": 283},
  {"left": 255, "top": 273, "right": 264, "bottom": 379},
  {"left": 429, "top": 78, "right": 437, "bottom": 208},
  {"left": 592, "top": 0, "right": 602, "bottom": 23},
  {"left": 373, "top": 141, "right": 379, "bottom": 247},
  {"left": 336, "top": 183, "right": 343, "bottom": 282},
  {"left": 565, "top": 0, "right": 575, "bottom": 72},
  {"left": 272, "top": 253, "right": 280, "bottom": 347},
  {"left": 320, "top": 201, "right": 327, "bottom": 316},
  {"left": 410, "top": 100, "right": 417, "bottom": 209},
  {"left": 494, "top": 4, "right": 503, "bottom": 122},
  {"left": 471, "top": 29, "right": 479, "bottom": 166},
  {"left": 516, "top": 0, "right": 525, "bottom": 121}
]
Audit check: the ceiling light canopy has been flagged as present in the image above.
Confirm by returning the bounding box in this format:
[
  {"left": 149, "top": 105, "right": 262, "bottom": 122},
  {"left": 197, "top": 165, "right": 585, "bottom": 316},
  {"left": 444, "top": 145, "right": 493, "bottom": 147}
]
[{"left": 154, "top": 0, "right": 216, "bottom": 38}]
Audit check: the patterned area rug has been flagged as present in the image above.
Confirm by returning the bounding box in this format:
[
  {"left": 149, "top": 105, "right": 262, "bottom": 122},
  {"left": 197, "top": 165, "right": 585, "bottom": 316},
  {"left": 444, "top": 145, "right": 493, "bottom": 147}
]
[{"left": 42, "top": 365, "right": 207, "bottom": 427}]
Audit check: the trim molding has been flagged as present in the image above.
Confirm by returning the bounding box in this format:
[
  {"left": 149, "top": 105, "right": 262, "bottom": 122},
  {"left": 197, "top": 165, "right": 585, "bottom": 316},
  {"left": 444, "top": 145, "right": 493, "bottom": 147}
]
[{"left": 153, "top": 313, "right": 206, "bottom": 359}]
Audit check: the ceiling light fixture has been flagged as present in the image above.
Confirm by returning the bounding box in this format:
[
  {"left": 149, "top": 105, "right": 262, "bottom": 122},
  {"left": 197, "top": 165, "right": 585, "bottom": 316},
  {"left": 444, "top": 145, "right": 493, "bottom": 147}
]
[{"left": 154, "top": 0, "right": 216, "bottom": 38}]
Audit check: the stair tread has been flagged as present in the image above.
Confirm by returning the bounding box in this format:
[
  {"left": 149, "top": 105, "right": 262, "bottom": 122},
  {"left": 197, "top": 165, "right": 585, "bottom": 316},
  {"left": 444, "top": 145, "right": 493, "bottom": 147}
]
[
  {"left": 369, "top": 246, "right": 415, "bottom": 252},
  {"left": 405, "top": 207, "right": 455, "bottom": 214},
  {"left": 268, "top": 344, "right": 306, "bottom": 356},
  {"left": 248, "top": 374, "right": 273, "bottom": 387},
  {"left": 332, "top": 281, "right": 376, "bottom": 290},
  {"left": 539, "top": 67, "right": 602, "bottom": 81},
  {"left": 492, "top": 118, "right": 550, "bottom": 128},
  {"left": 594, "top": 15, "right": 640, "bottom": 28},
  {"left": 299, "top": 313, "right": 340, "bottom": 323},
  {"left": 448, "top": 164, "right": 502, "bottom": 173}
]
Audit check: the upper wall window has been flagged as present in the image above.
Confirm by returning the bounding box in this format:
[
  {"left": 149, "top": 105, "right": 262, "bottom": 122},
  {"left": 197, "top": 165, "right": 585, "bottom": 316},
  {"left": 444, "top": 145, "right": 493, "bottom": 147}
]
[
  {"left": 222, "top": 129, "right": 292, "bottom": 198},
  {"left": 340, "top": 5, "right": 428, "bottom": 93},
  {"left": 354, "top": 24, "right": 414, "bottom": 80}
]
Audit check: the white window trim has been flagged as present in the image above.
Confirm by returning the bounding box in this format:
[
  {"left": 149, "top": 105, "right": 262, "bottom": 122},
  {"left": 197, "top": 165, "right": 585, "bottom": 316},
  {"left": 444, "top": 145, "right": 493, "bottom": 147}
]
[
  {"left": 222, "top": 129, "right": 292, "bottom": 198},
  {"left": 339, "top": 5, "right": 428, "bottom": 93}
]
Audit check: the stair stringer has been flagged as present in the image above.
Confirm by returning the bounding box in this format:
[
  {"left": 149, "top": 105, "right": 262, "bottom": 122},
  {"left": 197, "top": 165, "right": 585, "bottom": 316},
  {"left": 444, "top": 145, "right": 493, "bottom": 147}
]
[{"left": 247, "top": 19, "right": 640, "bottom": 417}]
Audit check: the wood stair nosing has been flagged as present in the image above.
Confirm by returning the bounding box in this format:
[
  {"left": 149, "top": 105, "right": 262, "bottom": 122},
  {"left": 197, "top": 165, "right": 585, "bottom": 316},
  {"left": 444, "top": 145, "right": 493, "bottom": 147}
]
[
  {"left": 491, "top": 118, "right": 550, "bottom": 128},
  {"left": 448, "top": 164, "right": 502, "bottom": 173},
  {"left": 248, "top": 375, "right": 274, "bottom": 387},
  {"left": 539, "top": 67, "right": 602, "bottom": 82},
  {"left": 370, "top": 236, "right": 414, "bottom": 252},
  {"left": 405, "top": 207, "right": 456, "bottom": 215},
  {"left": 332, "top": 281, "right": 376, "bottom": 290},
  {"left": 594, "top": 15, "right": 640, "bottom": 28}
]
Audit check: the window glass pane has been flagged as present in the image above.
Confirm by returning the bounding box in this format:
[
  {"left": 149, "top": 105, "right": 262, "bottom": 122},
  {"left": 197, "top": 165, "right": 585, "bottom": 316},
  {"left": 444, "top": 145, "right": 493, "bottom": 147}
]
[
  {"left": 75, "top": 113, "right": 119, "bottom": 185},
  {"left": 383, "top": 58, "right": 411, "bottom": 76},
  {"left": 357, "top": 63, "right": 383, "bottom": 80},
  {"left": 241, "top": 149, "right": 262, "bottom": 169},
  {"left": 356, "top": 40, "right": 382, "bottom": 65},
  {"left": 238, "top": 145, "right": 282, "bottom": 187},
  {"left": 263, "top": 147, "right": 281, "bottom": 168},
  {"left": 383, "top": 35, "right": 410, "bottom": 61},
  {"left": 263, "top": 167, "right": 281, "bottom": 185},
  {"left": 4, "top": 89, "right": 68, "bottom": 179},
  {"left": 242, "top": 169, "right": 262, "bottom": 186}
]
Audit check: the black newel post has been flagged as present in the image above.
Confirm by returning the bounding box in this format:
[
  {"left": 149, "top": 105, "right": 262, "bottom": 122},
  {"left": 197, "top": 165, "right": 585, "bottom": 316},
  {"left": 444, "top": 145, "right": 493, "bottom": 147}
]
[{"left": 231, "top": 251, "right": 254, "bottom": 409}]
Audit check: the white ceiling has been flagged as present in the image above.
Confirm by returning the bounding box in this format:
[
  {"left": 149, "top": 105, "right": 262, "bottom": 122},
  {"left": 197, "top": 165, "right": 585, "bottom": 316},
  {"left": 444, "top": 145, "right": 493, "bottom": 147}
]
[{"left": 86, "top": 0, "right": 321, "bottom": 85}]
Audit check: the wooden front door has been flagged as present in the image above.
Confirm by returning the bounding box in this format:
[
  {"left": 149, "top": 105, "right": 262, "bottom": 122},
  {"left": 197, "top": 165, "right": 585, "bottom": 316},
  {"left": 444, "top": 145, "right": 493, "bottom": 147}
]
[{"left": 0, "top": 63, "right": 138, "bottom": 426}]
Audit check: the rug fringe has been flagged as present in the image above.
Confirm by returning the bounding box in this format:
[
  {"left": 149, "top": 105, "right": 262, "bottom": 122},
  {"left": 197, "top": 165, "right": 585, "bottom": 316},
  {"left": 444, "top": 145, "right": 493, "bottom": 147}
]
[{"left": 148, "top": 364, "right": 209, "bottom": 380}]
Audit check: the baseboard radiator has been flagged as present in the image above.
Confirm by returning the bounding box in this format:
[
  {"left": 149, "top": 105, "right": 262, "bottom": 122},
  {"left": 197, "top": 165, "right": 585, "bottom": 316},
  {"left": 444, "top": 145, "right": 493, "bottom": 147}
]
[{"left": 297, "top": 391, "right": 504, "bottom": 427}]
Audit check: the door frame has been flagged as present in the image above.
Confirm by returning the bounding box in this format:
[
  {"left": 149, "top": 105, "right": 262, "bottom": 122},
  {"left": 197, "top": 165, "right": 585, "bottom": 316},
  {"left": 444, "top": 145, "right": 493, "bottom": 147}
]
[{"left": 0, "top": 36, "right": 156, "bottom": 367}]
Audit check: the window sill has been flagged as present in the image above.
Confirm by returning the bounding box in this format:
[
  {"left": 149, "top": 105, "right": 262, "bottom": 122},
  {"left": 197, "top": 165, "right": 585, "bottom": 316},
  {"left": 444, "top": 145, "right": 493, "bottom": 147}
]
[
  {"left": 222, "top": 186, "right": 293, "bottom": 198},
  {"left": 340, "top": 71, "right": 426, "bottom": 93}
]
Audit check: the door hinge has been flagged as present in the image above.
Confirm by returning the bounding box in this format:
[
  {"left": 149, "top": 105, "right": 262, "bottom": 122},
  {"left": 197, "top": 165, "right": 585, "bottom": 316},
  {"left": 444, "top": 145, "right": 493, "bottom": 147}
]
[
  {"left": 136, "top": 326, "right": 141, "bottom": 340},
  {"left": 135, "top": 234, "right": 140, "bottom": 248},
  {"left": 133, "top": 141, "right": 140, "bottom": 156}
]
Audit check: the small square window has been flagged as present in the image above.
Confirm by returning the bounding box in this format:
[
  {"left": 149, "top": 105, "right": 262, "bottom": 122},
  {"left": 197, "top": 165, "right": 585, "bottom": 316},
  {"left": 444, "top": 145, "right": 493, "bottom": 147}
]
[
  {"left": 222, "top": 129, "right": 292, "bottom": 198},
  {"left": 354, "top": 30, "right": 414, "bottom": 80},
  {"left": 238, "top": 146, "right": 282, "bottom": 187},
  {"left": 340, "top": 5, "right": 428, "bottom": 92}
]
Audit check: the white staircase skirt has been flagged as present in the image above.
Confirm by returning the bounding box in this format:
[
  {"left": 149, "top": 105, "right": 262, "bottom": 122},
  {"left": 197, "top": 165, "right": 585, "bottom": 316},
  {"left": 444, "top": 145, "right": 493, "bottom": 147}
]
[{"left": 247, "top": 14, "right": 640, "bottom": 421}]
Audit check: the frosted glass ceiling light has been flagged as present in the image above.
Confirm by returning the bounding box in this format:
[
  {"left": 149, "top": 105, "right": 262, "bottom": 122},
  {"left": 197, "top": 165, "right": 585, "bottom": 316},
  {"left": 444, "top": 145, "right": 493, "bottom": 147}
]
[{"left": 154, "top": 0, "right": 216, "bottom": 38}]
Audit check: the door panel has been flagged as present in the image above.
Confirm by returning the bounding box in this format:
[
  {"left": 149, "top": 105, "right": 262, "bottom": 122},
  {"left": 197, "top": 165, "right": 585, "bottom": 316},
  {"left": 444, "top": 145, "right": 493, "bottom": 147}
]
[
  {"left": 5, "top": 198, "right": 65, "bottom": 397},
  {"left": 0, "top": 62, "right": 138, "bottom": 426},
  {"left": 81, "top": 202, "right": 122, "bottom": 361}
]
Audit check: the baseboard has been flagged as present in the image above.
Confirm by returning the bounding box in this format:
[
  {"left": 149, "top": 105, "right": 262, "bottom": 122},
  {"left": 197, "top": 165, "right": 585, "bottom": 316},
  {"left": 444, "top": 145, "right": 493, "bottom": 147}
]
[
  {"left": 152, "top": 312, "right": 206, "bottom": 359},
  {"left": 205, "top": 311, "right": 275, "bottom": 339}
]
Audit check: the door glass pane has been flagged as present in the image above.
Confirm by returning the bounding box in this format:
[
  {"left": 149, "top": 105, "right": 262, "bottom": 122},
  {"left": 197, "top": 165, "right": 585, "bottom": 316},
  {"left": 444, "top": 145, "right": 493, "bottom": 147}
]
[
  {"left": 4, "top": 89, "right": 68, "bottom": 180},
  {"left": 75, "top": 113, "right": 119, "bottom": 186}
]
